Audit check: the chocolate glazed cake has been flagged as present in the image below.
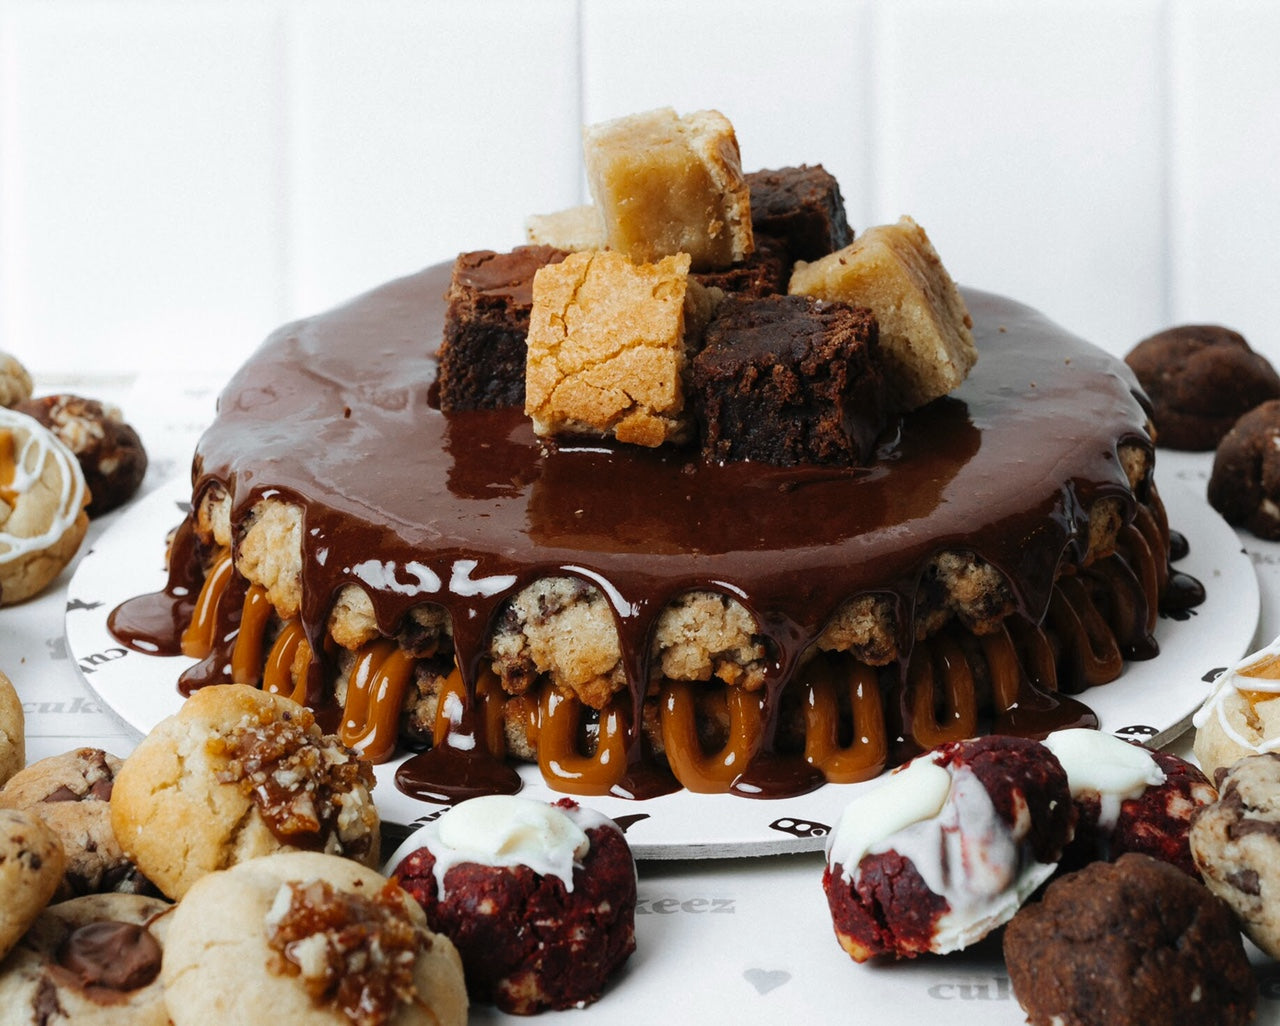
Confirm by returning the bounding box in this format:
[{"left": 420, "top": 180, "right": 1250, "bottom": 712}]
[{"left": 109, "top": 262, "right": 1203, "bottom": 804}]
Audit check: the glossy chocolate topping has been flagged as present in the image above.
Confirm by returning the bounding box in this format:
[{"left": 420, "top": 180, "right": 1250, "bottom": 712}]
[
  {"left": 57, "top": 920, "right": 162, "bottom": 992},
  {"left": 114, "top": 262, "right": 1158, "bottom": 800}
]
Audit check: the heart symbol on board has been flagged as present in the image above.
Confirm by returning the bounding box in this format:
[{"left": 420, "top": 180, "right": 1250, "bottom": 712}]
[{"left": 743, "top": 968, "right": 791, "bottom": 995}]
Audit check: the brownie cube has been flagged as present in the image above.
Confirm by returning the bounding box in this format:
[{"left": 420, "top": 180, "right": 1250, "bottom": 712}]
[
  {"left": 438, "top": 245, "right": 567, "bottom": 411},
  {"left": 693, "top": 294, "right": 886, "bottom": 467},
  {"left": 747, "top": 165, "right": 852, "bottom": 263},
  {"left": 693, "top": 234, "right": 790, "bottom": 299}
]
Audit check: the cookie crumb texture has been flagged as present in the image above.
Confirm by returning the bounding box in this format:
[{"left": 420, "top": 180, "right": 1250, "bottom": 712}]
[
  {"left": 111, "top": 684, "right": 380, "bottom": 900},
  {"left": 1004, "top": 853, "right": 1256, "bottom": 1026},
  {"left": 393, "top": 822, "right": 637, "bottom": 1014}
]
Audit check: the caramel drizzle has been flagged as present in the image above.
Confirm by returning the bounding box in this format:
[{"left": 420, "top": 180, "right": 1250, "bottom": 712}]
[
  {"left": 180, "top": 551, "right": 233, "bottom": 659},
  {"left": 171, "top": 496, "right": 1167, "bottom": 793},
  {"left": 0, "top": 429, "right": 17, "bottom": 508}
]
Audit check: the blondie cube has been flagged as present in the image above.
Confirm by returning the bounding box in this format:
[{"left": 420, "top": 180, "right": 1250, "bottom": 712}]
[
  {"left": 789, "top": 217, "right": 976, "bottom": 411},
  {"left": 583, "top": 107, "right": 753, "bottom": 271},
  {"left": 525, "top": 250, "right": 717, "bottom": 447}
]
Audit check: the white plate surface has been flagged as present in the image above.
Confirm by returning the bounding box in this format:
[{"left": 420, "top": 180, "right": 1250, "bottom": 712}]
[{"left": 66, "top": 470, "right": 1257, "bottom": 859}]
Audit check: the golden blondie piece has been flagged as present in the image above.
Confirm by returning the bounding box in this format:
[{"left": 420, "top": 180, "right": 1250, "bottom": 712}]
[
  {"left": 525, "top": 250, "right": 717, "bottom": 447},
  {"left": 789, "top": 217, "right": 977, "bottom": 410},
  {"left": 525, "top": 204, "right": 605, "bottom": 252},
  {"left": 583, "top": 107, "right": 753, "bottom": 271}
]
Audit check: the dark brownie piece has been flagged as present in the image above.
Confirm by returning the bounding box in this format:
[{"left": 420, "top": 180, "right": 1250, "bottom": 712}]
[
  {"left": 437, "top": 245, "right": 567, "bottom": 411},
  {"left": 693, "top": 294, "right": 885, "bottom": 466},
  {"left": 746, "top": 165, "right": 852, "bottom": 263},
  {"left": 1125, "top": 324, "right": 1280, "bottom": 450},
  {"left": 692, "top": 234, "right": 789, "bottom": 298}
]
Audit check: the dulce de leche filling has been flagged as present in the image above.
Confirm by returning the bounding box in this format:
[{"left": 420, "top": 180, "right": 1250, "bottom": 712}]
[{"left": 110, "top": 263, "right": 1196, "bottom": 802}]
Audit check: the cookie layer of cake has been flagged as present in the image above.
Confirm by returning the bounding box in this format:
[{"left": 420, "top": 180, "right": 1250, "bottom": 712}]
[{"left": 110, "top": 261, "right": 1193, "bottom": 802}]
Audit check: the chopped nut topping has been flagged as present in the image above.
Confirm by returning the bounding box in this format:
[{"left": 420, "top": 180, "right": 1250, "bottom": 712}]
[
  {"left": 265, "top": 877, "right": 426, "bottom": 1026},
  {"left": 210, "top": 707, "right": 375, "bottom": 859}
]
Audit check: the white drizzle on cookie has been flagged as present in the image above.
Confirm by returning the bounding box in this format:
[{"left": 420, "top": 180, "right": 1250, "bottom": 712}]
[
  {"left": 1193, "top": 635, "right": 1280, "bottom": 756},
  {"left": 0, "top": 407, "right": 88, "bottom": 561}
]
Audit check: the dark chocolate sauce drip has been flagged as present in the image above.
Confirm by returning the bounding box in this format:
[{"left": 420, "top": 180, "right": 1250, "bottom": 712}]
[
  {"left": 57, "top": 921, "right": 162, "bottom": 992},
  {"left": 106, "top": 515, "right": 202, "bottom": 656},
  {"left": 108, "top": 263, "right": 1204, "bottom": 801}
]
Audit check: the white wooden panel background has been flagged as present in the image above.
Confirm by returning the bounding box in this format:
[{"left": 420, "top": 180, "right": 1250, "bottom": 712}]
[{"left": 0, "top": 0, "right": 1277, "bottom": 382}]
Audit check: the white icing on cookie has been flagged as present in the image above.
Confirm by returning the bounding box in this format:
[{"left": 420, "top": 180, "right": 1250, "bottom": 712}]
[
  {"left": 0, "top": 408, "right": 87, "bottom": 562},
  {"left": 385, "top": 795, "right": 617, "bottom": 896},
  {"left": 1043, "top": 728, "right": 1165, "bottom": 831},
  {"left": 1193, "top": 635, "right": 1280, "bottom": 756}
]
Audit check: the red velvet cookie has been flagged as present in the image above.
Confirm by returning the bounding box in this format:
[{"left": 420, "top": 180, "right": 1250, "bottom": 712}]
[
  {"left": 823, "top": 735, "right": 1073, "bottom": 961},
  {"left": 388, "top": 795, "right": 636, "bottom": 1013}
]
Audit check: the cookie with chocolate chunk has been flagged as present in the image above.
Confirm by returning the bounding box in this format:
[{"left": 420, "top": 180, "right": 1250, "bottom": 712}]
[
  {"left": 0, "top": 748, "right": 155, "bottom": 898},
  {"left": 1190, "top": 751, "right": 1280, "bottom": 958},
  {"left": 1004, "top": 853, "right": 1255, "bottom": 1026},
  {"left": 0, "top": 808, "right": 64, "bottom": 961},
  {"left": 1126, "top": 324, "right": 1280, "bottom": 450},
  {"left": 1209, "top": 398, "right": 1280, "bottom": 539},
  {"left": 0, "top": 893, "right": 171, "bottom": 1026},
  {"left": 161, "top": 851, "right": 466, "bottom": 1026},
  {"left": 111, "top": 684, "right": 380, "bottom": 900}
]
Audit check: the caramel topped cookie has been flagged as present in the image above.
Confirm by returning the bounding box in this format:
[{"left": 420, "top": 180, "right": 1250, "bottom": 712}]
[
  {"left": 1126, "top": 324, "right": 1280, "bottom": 450},
  {"left": 111, "top": 684, "right": 380, "bottom": 900},
  {"left": 161, "top": 852, "right": 466, "bottom": 1026},
  {"left": 0, "top": 407, "right": 90, "bottom": 605}
]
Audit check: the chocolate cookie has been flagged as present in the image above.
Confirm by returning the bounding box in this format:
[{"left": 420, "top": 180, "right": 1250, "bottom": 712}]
[
  {"left": 0, "top": 893, "right": 171, "bottom": 1026},
  {"left": 0, "top": 808, "right": 64, "bottom": 962},
  {"left": 0, "top": 671, "right": 22, "bottom": 787},
  {"left": 161, "top": 851, "right": 467, "bottom": 1026},
  {"left": 1004, "top": 853, "right": 1255, "bottom": 1026},
  {"left": 111, "top": 684, "right": 380, "bottom": 900},
  {"left": 1209, "top": 398, "right": 1280, "bottom": 538},
  {"left": 1126, "top": 324, "right": 1280, "bottom": 450},
  {"left": 0, "top": 748, "right": 155, "bottom": 898},
  {"left": 388, "top": 795, "right": 637, "bottom": 1014},
  {"left": 1190, "top": 751, "right": 1280, "bottom": 958},
  {"left": 823, "top": 735, "right": 1074, "bottom": 961},
  {"left": 14, "top": 394, "right": 147, "bottom": 516}
]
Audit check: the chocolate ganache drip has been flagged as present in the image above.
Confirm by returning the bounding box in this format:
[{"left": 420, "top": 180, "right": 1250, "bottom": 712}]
[{"left": 110, "top": 261, "right": 1195, "bottom": 802}]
